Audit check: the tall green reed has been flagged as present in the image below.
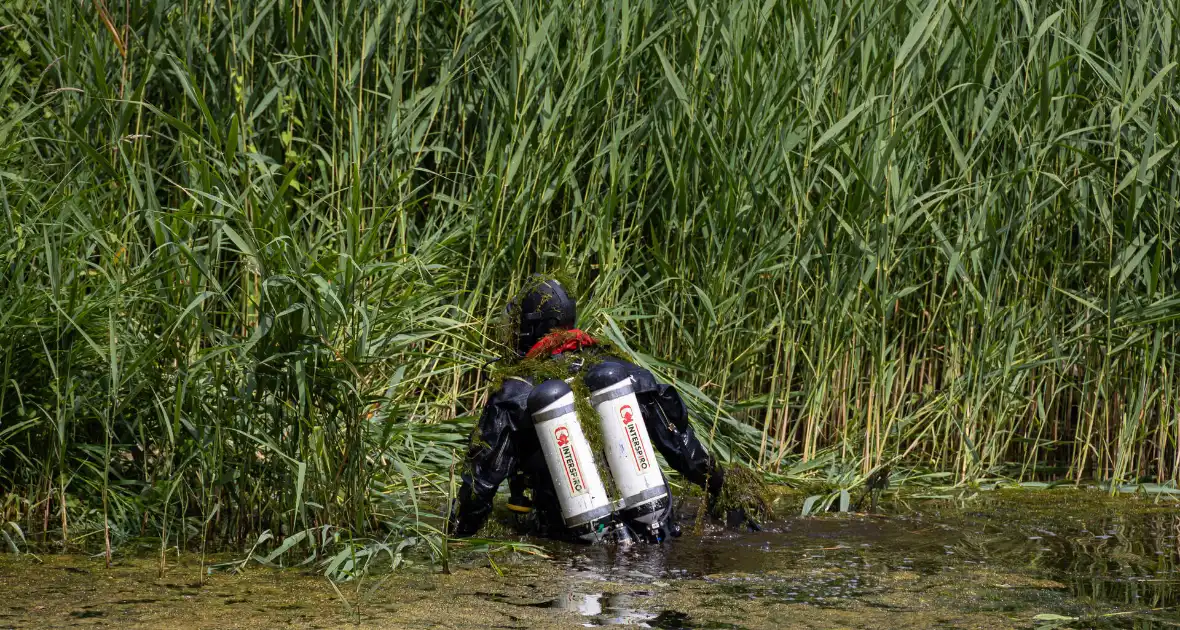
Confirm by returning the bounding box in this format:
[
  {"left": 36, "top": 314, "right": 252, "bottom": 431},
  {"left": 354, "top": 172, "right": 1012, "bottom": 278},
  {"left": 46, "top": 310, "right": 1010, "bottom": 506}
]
[{"left": 0, "top": 0, "right": 1176, "bottom": 557}]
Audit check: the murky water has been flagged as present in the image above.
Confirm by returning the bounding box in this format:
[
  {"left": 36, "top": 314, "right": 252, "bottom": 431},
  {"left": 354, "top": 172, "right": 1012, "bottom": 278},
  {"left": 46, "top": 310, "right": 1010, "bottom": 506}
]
[{"left": 2, "top": 489, "right": 1179, "bottom": 628}]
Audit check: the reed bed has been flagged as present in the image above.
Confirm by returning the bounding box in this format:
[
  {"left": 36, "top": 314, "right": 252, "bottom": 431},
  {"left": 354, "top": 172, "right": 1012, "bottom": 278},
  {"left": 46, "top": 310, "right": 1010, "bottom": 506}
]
[{"left": 0, "top": 0, "right": 1176, "bottom": 559}]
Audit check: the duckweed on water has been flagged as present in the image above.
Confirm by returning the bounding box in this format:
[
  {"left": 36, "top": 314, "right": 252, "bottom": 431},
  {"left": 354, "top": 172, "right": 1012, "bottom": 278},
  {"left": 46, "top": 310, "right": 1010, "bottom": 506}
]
[{"left": 6, "top": 488, "right": 1180, "bottom": 628}]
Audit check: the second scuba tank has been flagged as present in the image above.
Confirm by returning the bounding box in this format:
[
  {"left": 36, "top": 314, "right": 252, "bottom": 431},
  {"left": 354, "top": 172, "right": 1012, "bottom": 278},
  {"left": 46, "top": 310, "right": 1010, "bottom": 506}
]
[
  {"left": 528, "top": 379, "right": 614, "bottom": 542},
  {"left": 585, "top": 362, "right": 670, "bottom": 530}
]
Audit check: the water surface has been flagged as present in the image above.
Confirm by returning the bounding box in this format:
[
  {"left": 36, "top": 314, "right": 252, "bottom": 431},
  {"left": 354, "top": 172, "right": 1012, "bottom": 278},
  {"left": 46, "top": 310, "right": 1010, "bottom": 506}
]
[{"left": 2, "top": 489, "right": 1178, "bottom": 628}]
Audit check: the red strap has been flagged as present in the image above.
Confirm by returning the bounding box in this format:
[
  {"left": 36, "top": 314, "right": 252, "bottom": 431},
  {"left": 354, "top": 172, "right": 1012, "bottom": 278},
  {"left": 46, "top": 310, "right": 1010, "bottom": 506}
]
[{"left": 525, "top": 329, "right": 598, "bottom": 359}]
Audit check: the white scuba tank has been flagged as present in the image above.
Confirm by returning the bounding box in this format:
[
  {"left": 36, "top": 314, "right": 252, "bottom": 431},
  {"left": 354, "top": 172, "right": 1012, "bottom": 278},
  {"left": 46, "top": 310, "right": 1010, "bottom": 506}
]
[
  {"left": 530, "top": 388, "right": 614, "bottom": 539},
  {"left": 589, "top": 375, "right": 669, "bottom": 527}
]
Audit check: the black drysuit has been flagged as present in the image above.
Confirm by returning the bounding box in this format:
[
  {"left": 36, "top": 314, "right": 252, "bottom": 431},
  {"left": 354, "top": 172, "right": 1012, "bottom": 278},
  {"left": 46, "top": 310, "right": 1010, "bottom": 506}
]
[{"left": 450, "top": 350, "right": 724, "bottom": 541}]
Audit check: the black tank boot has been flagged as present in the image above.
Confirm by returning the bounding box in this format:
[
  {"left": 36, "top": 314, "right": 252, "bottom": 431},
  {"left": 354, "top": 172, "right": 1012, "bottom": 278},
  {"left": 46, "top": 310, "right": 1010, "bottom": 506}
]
[
  {"left": 527, "top": 378, "right": 572, "bottom": 414},
  {"left": 583, "top": 361, "right": 630, "bottom": 392}
]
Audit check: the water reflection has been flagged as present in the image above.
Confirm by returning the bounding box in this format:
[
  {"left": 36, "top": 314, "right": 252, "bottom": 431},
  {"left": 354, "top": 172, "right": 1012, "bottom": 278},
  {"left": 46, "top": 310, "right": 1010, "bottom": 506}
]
[
  {"left": 543, "top": 592, "right": 660, "bottom": 626},
  {"left": 559, "top": 515, "right": 955, "bottom": 581},
  {"left": 531, "top": 495, "right": 1180, "bottom": 628},
  {"left": 519, "top": 590, "right": 749, "bottom": 628},
  {"left": 965, "top": 507, "right": 1180, "bottom": 610}
]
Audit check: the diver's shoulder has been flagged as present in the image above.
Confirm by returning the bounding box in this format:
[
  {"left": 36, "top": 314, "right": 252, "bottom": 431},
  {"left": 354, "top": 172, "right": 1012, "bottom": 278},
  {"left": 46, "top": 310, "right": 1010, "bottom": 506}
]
[
  {"left": 501, "top": 374, "right": 535, "bottom": 390},
  {"left": 490, "top": 374, "right": 535, "bottom": 401}
]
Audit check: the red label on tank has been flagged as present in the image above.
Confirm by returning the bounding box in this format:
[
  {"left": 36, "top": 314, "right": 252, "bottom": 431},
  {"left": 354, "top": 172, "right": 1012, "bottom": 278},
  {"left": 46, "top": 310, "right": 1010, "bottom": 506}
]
[
  {"left": 554, "top": 426, "right": 587, "bottom": 497},
  {"left": 619, "top": 404, "right": 651, "bottom": 472}
]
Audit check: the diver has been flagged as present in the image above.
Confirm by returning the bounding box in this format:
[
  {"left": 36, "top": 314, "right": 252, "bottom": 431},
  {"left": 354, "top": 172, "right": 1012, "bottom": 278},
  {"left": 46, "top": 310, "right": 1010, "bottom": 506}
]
[{"left": 449, "top": 276, "right": 759, "bottom": 544}]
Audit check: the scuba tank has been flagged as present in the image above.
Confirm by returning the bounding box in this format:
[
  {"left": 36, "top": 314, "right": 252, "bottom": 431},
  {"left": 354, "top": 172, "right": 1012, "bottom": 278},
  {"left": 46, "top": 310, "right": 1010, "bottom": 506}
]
[
  {"left": 584, "top": 362, "right": 671, "bottom": 537},
  {"left": 527, "top": 379, "right": 615, "bottom": 542}
]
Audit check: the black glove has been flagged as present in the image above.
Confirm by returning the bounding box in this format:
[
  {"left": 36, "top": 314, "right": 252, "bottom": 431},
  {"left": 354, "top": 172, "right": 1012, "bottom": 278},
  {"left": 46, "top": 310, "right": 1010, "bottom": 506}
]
[{"left": 725, "top": 507, "right": 762, "bottom": 531}]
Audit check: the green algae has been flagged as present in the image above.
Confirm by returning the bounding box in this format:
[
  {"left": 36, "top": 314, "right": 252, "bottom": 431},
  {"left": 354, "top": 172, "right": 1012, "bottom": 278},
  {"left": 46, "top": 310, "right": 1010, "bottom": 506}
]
[
  {"left": 0, "top": 552, "right": 577, "bottom": 629},
  {"left": 7, "top": 487, "right": 1180, "bottom": 628},
  {"left": 6, "top": 487, "right": 1180, "bottom": 628},
  {"left": 710, "top": 464, "right": 774, "bottom": 521}
]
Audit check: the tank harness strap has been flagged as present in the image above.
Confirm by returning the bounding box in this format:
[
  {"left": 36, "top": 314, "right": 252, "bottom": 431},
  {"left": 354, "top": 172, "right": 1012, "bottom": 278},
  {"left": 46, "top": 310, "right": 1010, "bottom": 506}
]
[
  {"left": 622, "top": 485, "right": 668, "bottom": 509},
  {"left": 565, "top": 503, "right": 614, "bottom": 528},
  {"left": 589, "top": 379, "right": 636, "bottom": 406},
  {"left": 532, "top": 403, "right": 576, "bottom": 424}
]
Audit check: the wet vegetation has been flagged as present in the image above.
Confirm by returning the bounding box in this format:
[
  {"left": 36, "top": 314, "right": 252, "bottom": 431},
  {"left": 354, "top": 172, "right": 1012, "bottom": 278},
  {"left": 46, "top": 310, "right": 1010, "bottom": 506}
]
[{"left": 0, "top": 0, "right": 1178, "bottom": 620}]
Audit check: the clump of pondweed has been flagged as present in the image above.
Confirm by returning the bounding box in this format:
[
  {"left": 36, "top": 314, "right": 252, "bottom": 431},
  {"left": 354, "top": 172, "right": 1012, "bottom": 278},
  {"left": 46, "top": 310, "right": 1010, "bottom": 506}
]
[{"left": 710, "top": 464, "right": 774, "bottom": 522}]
